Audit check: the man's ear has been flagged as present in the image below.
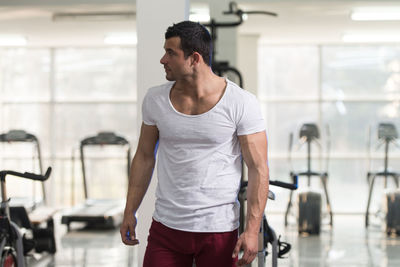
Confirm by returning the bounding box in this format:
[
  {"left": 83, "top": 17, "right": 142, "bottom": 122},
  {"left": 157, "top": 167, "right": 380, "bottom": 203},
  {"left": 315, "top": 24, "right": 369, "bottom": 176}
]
[{"left": 191, "top": 52, "right": 202, "bottom": 66}]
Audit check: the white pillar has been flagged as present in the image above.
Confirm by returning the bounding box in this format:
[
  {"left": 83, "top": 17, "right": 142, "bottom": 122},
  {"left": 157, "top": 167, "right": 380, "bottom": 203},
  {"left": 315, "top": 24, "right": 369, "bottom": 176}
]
[
  {"left": 136, "top": 0, "right": 189, "bottom": 265},
  {"left": 238, "top": 34, "right": 260, "bottom": 95}
]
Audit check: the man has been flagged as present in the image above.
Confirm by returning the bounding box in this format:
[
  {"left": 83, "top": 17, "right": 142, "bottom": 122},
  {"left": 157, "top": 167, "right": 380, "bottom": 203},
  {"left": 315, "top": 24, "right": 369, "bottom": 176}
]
[{"left": 120, "top": 21, "right": 269, "bottom": 267}]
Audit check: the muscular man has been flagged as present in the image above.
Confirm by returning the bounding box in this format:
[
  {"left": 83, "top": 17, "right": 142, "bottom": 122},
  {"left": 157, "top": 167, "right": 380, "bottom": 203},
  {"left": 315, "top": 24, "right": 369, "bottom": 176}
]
[{"left": 120, "top": 21, "right": 269, "bottom": 267}]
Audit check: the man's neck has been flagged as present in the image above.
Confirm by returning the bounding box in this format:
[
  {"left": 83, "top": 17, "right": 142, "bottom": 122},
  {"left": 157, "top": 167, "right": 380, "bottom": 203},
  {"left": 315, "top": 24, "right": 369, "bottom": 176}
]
[{"left": 173, "top": 67, "right": 223, "bottom": 99}]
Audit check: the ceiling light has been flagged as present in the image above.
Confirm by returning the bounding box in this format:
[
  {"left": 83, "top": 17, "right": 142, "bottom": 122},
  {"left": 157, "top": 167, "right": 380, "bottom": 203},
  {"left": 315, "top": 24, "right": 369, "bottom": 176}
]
[
  {"left": 342, "top": 33, "right": 400, "bottom": 43},
  {"left": 351, "top": 8, "right": 400, "bottom": 21},
  {"left": 189, "top": 4, "right": 210, "bottom": 23},
  {"left": 104, "top": 33, "right": 137, "bottom": 45},
  {"left": 53, "top": 12, "right": 135, "bottom": 22},
  {"left": 0, "top": 35, "right": 27, "bottom": 46},
  {"left": 189, "top": 13, "right": 210, "bottom": 22}
]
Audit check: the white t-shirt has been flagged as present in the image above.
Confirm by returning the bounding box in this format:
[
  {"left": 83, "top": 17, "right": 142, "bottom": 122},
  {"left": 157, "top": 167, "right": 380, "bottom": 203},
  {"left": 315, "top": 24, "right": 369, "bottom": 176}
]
[{"left": 142, "top": 79, "right": 265, "bottom": 232}]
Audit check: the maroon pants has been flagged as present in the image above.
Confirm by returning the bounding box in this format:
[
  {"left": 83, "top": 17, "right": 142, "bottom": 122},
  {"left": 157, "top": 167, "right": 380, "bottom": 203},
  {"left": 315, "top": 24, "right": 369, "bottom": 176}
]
[{"left": 143, "top": 220, "right": 238, "bottom": 267}]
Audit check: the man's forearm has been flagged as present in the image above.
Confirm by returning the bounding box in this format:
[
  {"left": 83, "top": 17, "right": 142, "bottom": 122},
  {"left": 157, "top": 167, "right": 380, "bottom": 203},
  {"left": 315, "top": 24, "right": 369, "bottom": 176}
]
[
  {"left": 124, "top": 154, "right": 155, "bottom": 216},
  {"left": 245, "top": 166, "right": 269, "bottom": 235}
]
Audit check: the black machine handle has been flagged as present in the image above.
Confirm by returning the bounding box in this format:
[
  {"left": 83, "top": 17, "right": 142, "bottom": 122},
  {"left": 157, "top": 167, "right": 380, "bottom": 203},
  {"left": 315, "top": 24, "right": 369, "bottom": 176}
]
[
  {"left": 0, "top": 167, "right": 52, "bottom": 182},
  {"left": 292, "top": 171, "right": 327, "bottom": 178},
  {"left": 241, "top": 175, "right": 298, "bottom": 191},
  {"left": 270, "top": 178, "right": 298, "bottom": 190},
  {"left": 207, "top": 1, "right": 277, "bottom": 28}
]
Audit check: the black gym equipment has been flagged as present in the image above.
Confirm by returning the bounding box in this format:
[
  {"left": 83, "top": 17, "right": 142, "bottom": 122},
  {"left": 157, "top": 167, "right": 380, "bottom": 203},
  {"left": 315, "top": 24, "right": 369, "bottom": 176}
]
[
  {"left": 1, "top": 167, "right": 52, "bottom": 267},
  {"left": 284, "top": 123, "right": 333, "bottom": 235},
  {"left": 365, "top": 122, "right": 400, "bottom": 236},
  {"left": 0, "top": 130, "right": 57, "bottom": 254},
  {"left": 61, "top": 132, "right": 131, "bottom": 230},
  {"left": 203, "top": 1, "right": 277, "bottom": 88},
  {"left": 239, "top": 177, "right": 297, "bottom": 267}
]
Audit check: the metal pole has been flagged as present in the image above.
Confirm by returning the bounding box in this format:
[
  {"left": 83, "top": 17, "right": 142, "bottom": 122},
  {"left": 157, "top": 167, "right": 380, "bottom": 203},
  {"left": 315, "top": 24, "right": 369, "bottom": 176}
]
[
  {"left": 384, "top": 141, "right": 389, "bottom": 188},
  {"left": 307, "top": 140, "right": 311, "bottom": 186},
  {"left": 80, "top": 144, "right": 88, "bottom": 200}
]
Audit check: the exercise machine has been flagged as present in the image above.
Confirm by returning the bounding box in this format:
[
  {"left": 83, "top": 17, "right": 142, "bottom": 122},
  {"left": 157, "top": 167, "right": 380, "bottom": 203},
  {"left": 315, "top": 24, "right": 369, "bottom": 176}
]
[
  {"left": 239, "top": 177, "right": 297, "bottom": 267},
  {"left": 61, "top": 132, "right": 131, "bottom": 230},
  {"left": 365, "top": 122, "right": 400, "bottom": 236},
  {"left": 284, "top": 123, "right": 333, "bottom": 235},
  {"left": 203, "top": 1, "right": 277, "bottom": 88},
  {"left": 0, "top": 130, "right": 46, "bottom": 209},
  {"left": 0, "top": 130, "right": 57, "bottom": 254},
  {"left": 0, "top": 167, "right": 52, "bottom": 267}
]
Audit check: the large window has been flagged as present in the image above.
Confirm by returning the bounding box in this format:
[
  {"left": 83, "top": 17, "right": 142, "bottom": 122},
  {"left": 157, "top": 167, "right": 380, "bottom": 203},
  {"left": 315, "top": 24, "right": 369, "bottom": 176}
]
[
  {"left": 0, "top": 47, "right": 136, "bottom": 206},
  {"left": 2, "top": 44, "right": 400, "bottom": 214},
  {"left": 259, "top": 45, "right": 400, "bottom": 213}
]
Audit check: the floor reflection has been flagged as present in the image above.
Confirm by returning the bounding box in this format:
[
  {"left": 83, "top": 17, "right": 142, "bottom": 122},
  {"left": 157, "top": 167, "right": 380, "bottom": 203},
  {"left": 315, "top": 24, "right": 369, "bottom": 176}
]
[
  {"left": 29, "top": 214, "right": 137, "bottom": 267},
  {"left": 27, "top": 214, "right": 399, "bottom": 267},
  {"left": 266, "top": 214, "right": 400, "bottom": 267}
]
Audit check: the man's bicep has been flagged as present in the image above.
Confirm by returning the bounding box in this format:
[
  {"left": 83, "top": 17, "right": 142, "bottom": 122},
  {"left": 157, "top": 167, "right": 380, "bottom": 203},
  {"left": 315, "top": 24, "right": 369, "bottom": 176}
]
[
  {"left": 137, "top": 123, "right": 159, "bottom": 158},
  {"left": 238, "top": 131, "right": 268, "bottom": 168}
]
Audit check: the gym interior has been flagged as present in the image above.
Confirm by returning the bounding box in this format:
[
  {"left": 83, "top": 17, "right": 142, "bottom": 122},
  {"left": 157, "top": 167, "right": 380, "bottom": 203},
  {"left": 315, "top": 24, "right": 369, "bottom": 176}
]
[{"left": 0, "top": 0, "right": 399, "bottom": 266}]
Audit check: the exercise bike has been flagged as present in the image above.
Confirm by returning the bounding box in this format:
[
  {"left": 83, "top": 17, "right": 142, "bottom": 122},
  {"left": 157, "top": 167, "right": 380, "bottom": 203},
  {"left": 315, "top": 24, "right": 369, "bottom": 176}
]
[
  {"left": 0, "top": 130, "right": 57, "bottom": 254},
  {"left": 284, "top": 123, "right": 333, "bottom": 235},
  {"left": 239, "top": 177, "right": 298, "bottom": 267},
  {"left": 0, "top": 167, "right": 52, "bottom": 267},
  {"left": 365, "top": 122, "right": 400, "bottom": 236}
]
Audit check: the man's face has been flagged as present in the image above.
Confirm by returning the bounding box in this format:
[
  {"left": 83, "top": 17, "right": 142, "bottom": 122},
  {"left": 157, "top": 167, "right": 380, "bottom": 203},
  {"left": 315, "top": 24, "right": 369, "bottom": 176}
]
[{"left": 160, "top": 37, "right": 192, "bottom": 81}]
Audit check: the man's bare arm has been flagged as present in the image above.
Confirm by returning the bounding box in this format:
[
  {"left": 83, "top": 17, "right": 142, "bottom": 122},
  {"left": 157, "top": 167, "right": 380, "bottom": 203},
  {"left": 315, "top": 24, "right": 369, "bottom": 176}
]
[
  {"left": 120, "top": 123, "right": 159, "bottom": 245},
  {"left": 233, "top": 131, "right": 269, "bottom": 266}
]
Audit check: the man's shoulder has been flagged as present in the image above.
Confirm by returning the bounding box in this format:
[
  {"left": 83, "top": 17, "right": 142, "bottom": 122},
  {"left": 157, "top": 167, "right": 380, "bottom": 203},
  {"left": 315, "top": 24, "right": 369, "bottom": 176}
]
[
  {"left": 226, "top": 80, "right": 258, "bottom": 103},
  {"left": 145, "top": 81, "right": 174, "bottom": 99}
]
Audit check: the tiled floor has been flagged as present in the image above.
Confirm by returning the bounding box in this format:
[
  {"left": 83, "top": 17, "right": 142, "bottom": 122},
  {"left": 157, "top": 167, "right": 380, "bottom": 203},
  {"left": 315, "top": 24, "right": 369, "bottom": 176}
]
[
  {"left": 264, "top": 214, "right": 400, "bottom": 267},
  {"left": 27, "top": 214, "right": 138, "bottom": 267},
  {"left": 27, "top": 214, "right": 400, "bottom": 267}
]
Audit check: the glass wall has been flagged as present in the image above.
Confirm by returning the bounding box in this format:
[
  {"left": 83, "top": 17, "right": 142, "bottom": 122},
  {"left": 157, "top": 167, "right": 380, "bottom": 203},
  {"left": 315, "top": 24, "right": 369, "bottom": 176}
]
[
  {"left": 0, "top": 47, "right": 137, "bottom": 207},
  {"left": 2, "top": 44, "right": 399, "bottom": 214},
  {"left": 259, "top": 45, "right": 400, "bottom": 213}
]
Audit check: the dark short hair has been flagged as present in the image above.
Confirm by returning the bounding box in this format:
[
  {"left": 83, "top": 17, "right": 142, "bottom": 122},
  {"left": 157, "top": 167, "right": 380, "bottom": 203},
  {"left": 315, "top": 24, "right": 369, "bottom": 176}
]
[{"left": 165, "top": 21, "right": 212, "bottom": 66}]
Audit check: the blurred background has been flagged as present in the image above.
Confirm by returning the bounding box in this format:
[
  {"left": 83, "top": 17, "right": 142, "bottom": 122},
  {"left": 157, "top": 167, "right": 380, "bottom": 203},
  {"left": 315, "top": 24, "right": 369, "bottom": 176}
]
[{"left": 0, "top": 0, "right": 399, "bottom": 266}]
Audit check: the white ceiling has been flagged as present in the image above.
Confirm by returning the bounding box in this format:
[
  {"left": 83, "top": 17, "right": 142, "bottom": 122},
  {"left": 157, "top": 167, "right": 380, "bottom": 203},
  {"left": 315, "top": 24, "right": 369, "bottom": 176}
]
[
  {"left": 1, "top": 0, "right": 400, "bottom": 46},
  {"left": 0, "top": 0, "right": 135, "bottom": 47},
  {"left": 238, "top": 0, "right": 400, "bottom": 44}
]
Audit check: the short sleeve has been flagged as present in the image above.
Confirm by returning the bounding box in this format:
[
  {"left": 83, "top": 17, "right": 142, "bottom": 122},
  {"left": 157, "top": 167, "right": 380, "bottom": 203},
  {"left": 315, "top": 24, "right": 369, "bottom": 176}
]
[
  {"left": 142, "top": 91, "right": 156, "bottom": 126},
  {"left": 237, "top": 94, "right": 265, "bottom": 136}
]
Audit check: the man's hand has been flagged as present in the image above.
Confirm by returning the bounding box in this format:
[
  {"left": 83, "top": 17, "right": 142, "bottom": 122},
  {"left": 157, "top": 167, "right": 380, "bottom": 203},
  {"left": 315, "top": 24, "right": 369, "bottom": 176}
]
[
  {"left": 120, "top": 213, "right": 140, "bottom": 246},
  {"left": 232, "top": 231, "right": 259, "bottom": 266}
]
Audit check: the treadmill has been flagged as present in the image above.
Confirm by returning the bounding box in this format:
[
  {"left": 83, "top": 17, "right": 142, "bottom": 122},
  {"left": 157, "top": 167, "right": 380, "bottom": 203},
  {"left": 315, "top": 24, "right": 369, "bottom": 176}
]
[{"left": 61, "top": 132, "right": 131, "bottom": 230}]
